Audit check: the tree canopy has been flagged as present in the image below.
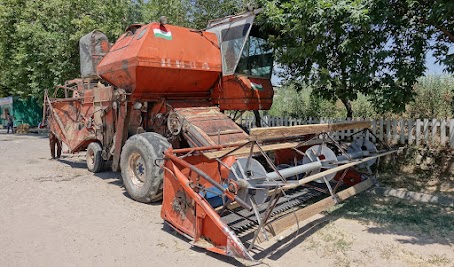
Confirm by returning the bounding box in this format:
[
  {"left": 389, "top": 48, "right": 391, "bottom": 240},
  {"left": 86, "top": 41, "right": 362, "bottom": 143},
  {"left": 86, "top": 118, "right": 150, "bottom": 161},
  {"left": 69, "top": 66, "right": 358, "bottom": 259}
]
[
  {"left": 261, "top": 0, "right": 453, "bottom": 116},
  {"left": 0, "top": 0, "right": 452, "bottom": 117},
  {"left": 0, "top": 0, "right": 242, "bottom": 99}
]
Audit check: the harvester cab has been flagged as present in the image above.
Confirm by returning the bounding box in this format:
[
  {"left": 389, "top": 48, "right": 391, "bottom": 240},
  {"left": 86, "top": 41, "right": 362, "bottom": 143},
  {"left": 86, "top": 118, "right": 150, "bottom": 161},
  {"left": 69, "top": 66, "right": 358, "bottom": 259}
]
[
  {"left": 206, "top": 8, "right": 272, "bottom": 78},
  {"left": 207, "top": 9, "right": 274, "bottom": 111}
]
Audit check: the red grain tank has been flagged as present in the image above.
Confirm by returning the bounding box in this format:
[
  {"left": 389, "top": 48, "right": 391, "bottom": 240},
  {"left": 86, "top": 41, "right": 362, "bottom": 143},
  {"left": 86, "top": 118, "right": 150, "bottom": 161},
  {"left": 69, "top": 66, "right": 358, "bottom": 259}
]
[
  {"left": 97, "top": 10, "right": 274, "bottom": 110},
  {"left": 97, "top": 23, "right": 222, "bottom": 100}
]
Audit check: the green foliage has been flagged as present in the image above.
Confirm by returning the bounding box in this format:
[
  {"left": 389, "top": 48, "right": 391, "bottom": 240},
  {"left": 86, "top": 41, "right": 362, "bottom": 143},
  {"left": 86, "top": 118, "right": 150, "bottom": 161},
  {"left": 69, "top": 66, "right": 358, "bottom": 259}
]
[
  {"left": 269, "top": 83, "right": 347, "bottom": 118},
  {"left": 1, "top": 0, "right": 451, "bottom": 121},
  {"left": 0, "top": 0, "right": 138, "bottom": 100},
  {"left": 406, "top": 75, "right": 454, "bottom": 118},
  {"left": 260, "top": 0, "right": 453, "bottom": 115},
  {"left": 190, "top": 0, "right": 245, "bottom": 29},
  {"left": 270, "top": 75, "right": 454, "bottom": 119},
  {"left": 0, "top": 0, "right": 249, "bottom": 100}
]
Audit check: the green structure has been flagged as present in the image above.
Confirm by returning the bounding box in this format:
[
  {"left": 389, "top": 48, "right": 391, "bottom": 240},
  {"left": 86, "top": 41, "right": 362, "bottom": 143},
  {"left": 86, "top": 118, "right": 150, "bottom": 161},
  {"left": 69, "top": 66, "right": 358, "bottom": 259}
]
[{"left": 0, "top": 96, "right": 42, "bottom": 127}]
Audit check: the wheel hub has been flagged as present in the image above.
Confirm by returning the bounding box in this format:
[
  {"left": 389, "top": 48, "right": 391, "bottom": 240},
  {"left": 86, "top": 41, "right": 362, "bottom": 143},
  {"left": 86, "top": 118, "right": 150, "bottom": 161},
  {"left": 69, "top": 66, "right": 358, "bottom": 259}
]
[{"left": 129, "top": 152, "right": 146, "bottom": 186}]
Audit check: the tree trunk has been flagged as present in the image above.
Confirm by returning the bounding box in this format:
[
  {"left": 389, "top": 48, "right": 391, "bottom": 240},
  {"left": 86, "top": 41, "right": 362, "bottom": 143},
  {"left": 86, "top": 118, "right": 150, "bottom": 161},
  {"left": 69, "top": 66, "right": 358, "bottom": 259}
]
[
  {"left": 253, "top": 110, "right": 262, "bottom": 127},
  {"left": 341, "top": 98, "right": 353, "bottom": 119}
]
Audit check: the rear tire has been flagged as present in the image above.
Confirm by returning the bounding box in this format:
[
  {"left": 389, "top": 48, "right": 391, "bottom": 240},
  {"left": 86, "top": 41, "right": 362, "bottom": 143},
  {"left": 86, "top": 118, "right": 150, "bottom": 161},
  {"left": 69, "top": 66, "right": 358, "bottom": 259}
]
[
  {"left": 86, "top": 142, "right": 104, "bottom": 173},
  {"left": 120, "top": 132, "right": 170, "bottom": 203}
]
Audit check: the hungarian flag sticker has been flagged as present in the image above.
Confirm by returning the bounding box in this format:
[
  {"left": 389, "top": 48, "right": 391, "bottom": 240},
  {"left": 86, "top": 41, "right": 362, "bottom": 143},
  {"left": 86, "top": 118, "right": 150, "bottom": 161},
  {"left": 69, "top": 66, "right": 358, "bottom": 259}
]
[
  {"left": 251, "top": 82, "right": 264, "bottom": 90},
  {"left": 153, "top": 25, "right": 172, "bottom": 40}
]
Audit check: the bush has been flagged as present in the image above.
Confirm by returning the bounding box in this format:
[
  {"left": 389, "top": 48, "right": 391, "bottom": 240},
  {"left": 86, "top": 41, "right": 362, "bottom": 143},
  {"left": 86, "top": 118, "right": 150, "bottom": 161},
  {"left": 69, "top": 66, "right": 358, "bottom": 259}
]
[{"left": 270, "top": 75, "right": 454, "bottom": 119}]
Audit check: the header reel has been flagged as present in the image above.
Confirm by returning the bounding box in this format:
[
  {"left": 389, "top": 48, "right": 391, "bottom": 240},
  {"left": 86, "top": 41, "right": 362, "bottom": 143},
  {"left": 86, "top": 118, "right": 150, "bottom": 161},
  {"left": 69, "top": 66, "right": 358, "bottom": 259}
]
[{"left": 161, "top": 122, "right": 394, "bottom": 261}]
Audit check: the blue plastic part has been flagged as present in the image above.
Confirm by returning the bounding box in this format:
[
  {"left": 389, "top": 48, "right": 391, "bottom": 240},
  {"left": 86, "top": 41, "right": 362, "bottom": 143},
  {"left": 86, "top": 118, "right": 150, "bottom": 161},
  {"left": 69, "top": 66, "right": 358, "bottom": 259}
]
[{"left": 202, "top": 186, "right": 225, "bottom": 208}]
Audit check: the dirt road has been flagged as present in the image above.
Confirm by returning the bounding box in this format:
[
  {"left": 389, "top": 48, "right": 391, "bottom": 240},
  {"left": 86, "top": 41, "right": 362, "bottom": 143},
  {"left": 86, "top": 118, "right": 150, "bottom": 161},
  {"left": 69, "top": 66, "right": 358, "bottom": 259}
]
[{"left": 0, "top": 131, "right": 452, "bottom": 266}]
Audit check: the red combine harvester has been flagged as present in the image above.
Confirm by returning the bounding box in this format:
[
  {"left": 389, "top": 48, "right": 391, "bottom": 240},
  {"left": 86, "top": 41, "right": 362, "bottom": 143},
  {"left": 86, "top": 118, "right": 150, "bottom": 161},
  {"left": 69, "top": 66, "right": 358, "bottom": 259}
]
[{"left": 45, "top": 9, "right": 395, "bottom": 261}]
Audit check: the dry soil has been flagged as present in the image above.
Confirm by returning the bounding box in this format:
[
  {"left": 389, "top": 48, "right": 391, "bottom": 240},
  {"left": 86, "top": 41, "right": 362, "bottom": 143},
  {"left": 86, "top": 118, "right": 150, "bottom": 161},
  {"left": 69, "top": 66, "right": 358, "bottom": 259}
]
[{"left": 0, "top": 131, "right": 452, "bottom": 267}]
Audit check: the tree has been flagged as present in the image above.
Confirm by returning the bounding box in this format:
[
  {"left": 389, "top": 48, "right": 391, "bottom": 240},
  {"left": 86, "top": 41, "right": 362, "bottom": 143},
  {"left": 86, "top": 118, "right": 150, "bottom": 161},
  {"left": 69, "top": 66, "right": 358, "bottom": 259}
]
[
  {"left": 261, "top": 0, "right": 453, "bottom": 117},
  {"left": 190, "top": 0, "right": 245, "bottom": 29},
  {"left": 0, "top": 0, "right": 140, "bottom": 99},
  {"left": 0, "top": 0, "right": 251, "bottom": 99}
]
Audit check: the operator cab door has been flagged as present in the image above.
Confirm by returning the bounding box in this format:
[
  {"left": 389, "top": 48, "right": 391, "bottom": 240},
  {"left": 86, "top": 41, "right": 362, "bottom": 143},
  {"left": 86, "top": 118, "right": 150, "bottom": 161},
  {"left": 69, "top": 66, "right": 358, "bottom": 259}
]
[
  {"left": 206, "top": 9, "right": 274, "bottom": 111},
  {"left": 206, "top": 10, "right": 257, "bottom": 76}
]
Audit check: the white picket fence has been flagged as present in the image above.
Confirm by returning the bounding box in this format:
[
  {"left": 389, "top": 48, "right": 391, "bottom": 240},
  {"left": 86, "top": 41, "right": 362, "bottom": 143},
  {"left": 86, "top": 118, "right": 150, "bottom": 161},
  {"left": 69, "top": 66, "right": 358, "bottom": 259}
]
[{"left": 238, "top": 115, "right": 454, "bottom": 148}]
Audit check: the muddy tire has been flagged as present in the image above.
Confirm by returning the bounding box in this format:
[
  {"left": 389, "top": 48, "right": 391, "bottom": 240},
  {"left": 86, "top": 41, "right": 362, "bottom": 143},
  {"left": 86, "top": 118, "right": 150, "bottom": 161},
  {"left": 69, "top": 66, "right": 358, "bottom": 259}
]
[
  {"left": 120, "top": 132, "right": 170, "bottom": 203},
  {"left": 86, "top": 142, "right": 104, "bottom": 173}
]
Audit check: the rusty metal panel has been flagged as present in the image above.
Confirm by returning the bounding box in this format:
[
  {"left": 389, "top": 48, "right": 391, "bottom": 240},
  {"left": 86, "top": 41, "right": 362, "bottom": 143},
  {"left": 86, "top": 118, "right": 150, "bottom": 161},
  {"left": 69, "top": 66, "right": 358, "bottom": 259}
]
[
  {"left": 80, "top": 30, "right": 109, "bottom": 78},
  {"left": 173, "top": 107, "right": 249, "bottom": 146},
  {"left": 97, "top": 23, "right": 222, "bottom": 97},
  {"left": 211, "top": 75, "right": 274, "bottom": 110}
]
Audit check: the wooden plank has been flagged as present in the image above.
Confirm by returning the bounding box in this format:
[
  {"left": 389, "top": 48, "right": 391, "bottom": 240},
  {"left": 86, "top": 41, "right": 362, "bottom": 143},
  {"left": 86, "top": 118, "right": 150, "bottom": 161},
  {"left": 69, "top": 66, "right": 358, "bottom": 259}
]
[
  {"left": 408, "top": 119, "right": 413, "bottom": 145},
  {"left": 385, "top": 119, "right": 391, "bottom": 143},
  {"left": 431, "top": 119, "right": 438, "bottom": 146},
  {"left": 203, "top": 142, "right": 297, "bottom": 159},
  {"left": 392, "top": 119, "right": 398, "bottom": 142},
  {"left": 441, "top": 119, "right": 447, "bottom": 146},
  {"left": 450, "top": 119, "right": 454, "bottom": 148},
  {"left": 263, "top": 178, "right": 374, "bottom": 239},
  {"left": 379, "top": 118, "right": 384, "bottom": 141},
  {"left": 416, "top": 119, "right": 421, "bottom": 146},
  {"left": 371, "top": 119, "right": 377, "bottom": 142},
  {"left": 203, "top": 138, "right": 334, "bottom": 160},
  {"left": 423, "top": 119, "right": 429, "bottom": 145},
  {"left": 399, "top": 119, "right": 405, "bottom": 144},
  {"left": 249, "top": 121, "right": 371, "bottom": 141}
]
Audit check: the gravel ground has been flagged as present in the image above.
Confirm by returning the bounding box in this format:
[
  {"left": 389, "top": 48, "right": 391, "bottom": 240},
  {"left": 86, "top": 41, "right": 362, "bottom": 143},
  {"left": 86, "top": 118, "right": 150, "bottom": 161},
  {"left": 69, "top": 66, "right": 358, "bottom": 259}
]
[{"left": 0, "top": 131, "right": 452, "bottom": 267}]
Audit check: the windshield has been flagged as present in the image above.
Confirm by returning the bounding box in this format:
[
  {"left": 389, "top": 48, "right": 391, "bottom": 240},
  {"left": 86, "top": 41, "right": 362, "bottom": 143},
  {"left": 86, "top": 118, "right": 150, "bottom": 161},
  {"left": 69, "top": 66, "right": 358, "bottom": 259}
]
[
  {"left": 236, "top": 36, "right": 273, "bottom": 78},
  {"left": 205, "top": 10, "right": 273, "bottom": 78},
  {"left": 220, "top": 23, "right": 251, "bottom": 75}
]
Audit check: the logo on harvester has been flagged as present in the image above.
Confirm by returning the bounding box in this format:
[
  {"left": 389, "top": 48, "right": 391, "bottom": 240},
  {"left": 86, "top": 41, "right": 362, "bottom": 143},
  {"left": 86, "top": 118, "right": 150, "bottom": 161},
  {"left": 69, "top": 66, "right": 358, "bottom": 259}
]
[
  {"left": 251, "top": 82, "right": 263, "bottom": 91},
  {"left": 153, "top": 25, "right": 172, "bottom": 40}
]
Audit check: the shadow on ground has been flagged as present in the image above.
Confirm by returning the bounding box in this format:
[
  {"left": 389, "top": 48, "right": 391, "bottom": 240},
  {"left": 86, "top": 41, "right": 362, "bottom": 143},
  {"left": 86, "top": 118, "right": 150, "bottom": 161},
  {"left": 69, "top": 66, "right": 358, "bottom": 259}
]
[
  {"left": 328, "top": 192, "right": 454, "bottom": 246},
  {"left": 54, "top": 154, "right": 454, "bottom": 265}
]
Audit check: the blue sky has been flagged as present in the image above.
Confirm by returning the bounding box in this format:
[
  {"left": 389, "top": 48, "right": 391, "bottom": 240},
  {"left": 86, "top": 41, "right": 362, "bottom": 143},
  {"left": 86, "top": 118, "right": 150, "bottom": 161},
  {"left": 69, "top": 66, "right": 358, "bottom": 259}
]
[{"left": 425, "top": 52, "right": 448, "bottom": 75}]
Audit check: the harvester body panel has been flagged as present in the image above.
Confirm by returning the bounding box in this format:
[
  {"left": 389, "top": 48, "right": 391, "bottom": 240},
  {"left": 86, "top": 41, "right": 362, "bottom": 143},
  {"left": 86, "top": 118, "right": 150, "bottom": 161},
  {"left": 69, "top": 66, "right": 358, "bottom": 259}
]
[{"left": 97, "top": 23, "right": 222, "bottom": 100}]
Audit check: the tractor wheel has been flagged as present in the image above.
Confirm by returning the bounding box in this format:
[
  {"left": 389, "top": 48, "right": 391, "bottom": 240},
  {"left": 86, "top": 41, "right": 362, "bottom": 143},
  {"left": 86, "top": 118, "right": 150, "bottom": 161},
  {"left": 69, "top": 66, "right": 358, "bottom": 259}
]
[
  {"left": 86, "top": 142, "right": 104, "bottom": 173},
  {"left": 120, "top": 132, "right": 170, "bottom": 203}
]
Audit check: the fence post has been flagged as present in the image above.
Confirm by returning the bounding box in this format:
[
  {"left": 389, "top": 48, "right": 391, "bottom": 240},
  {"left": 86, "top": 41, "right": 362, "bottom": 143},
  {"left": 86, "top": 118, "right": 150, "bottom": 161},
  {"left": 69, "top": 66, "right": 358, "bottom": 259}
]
[
  {"left": 371, "top": 119, "right": 376, "bottom": 142},
  {"left": 408, "top": 119, "right": 413, "bottom": 145},
  {"left": 415, "top": 119, "right": 421, "bottom": 146},
  {"left": 423, "top": 119, "right": 429, "bottom": 146},
  {"left": 385, "top": 119, "right": 391, "bottom": 143},
  {"left": 441, "top": 119, "right": 447, "bottom": 146},
  {"left": 392, "top": 119, "right": 398, "bottom": 143},
  {"left": 400, "top": 119, "right": 405, "bottom": 144},
  {"left": 379, "top": 118, "right": 384, "bottom": 141},
  {"left": 450, "top": 119, "right": 454, "bottom": 148},
  {"left": 431, "top": 119, "right": 438, "bottom": 147}
]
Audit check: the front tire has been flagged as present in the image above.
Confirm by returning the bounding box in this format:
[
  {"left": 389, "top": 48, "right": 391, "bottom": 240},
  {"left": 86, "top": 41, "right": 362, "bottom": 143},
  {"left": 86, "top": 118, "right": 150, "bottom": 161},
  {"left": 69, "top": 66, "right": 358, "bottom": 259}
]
[
  {"left": 120, "top": 132, "right": 170, "bottom": 203},
  {"left": 86, "top": 142, "right": 104, "bottom": 173}
]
